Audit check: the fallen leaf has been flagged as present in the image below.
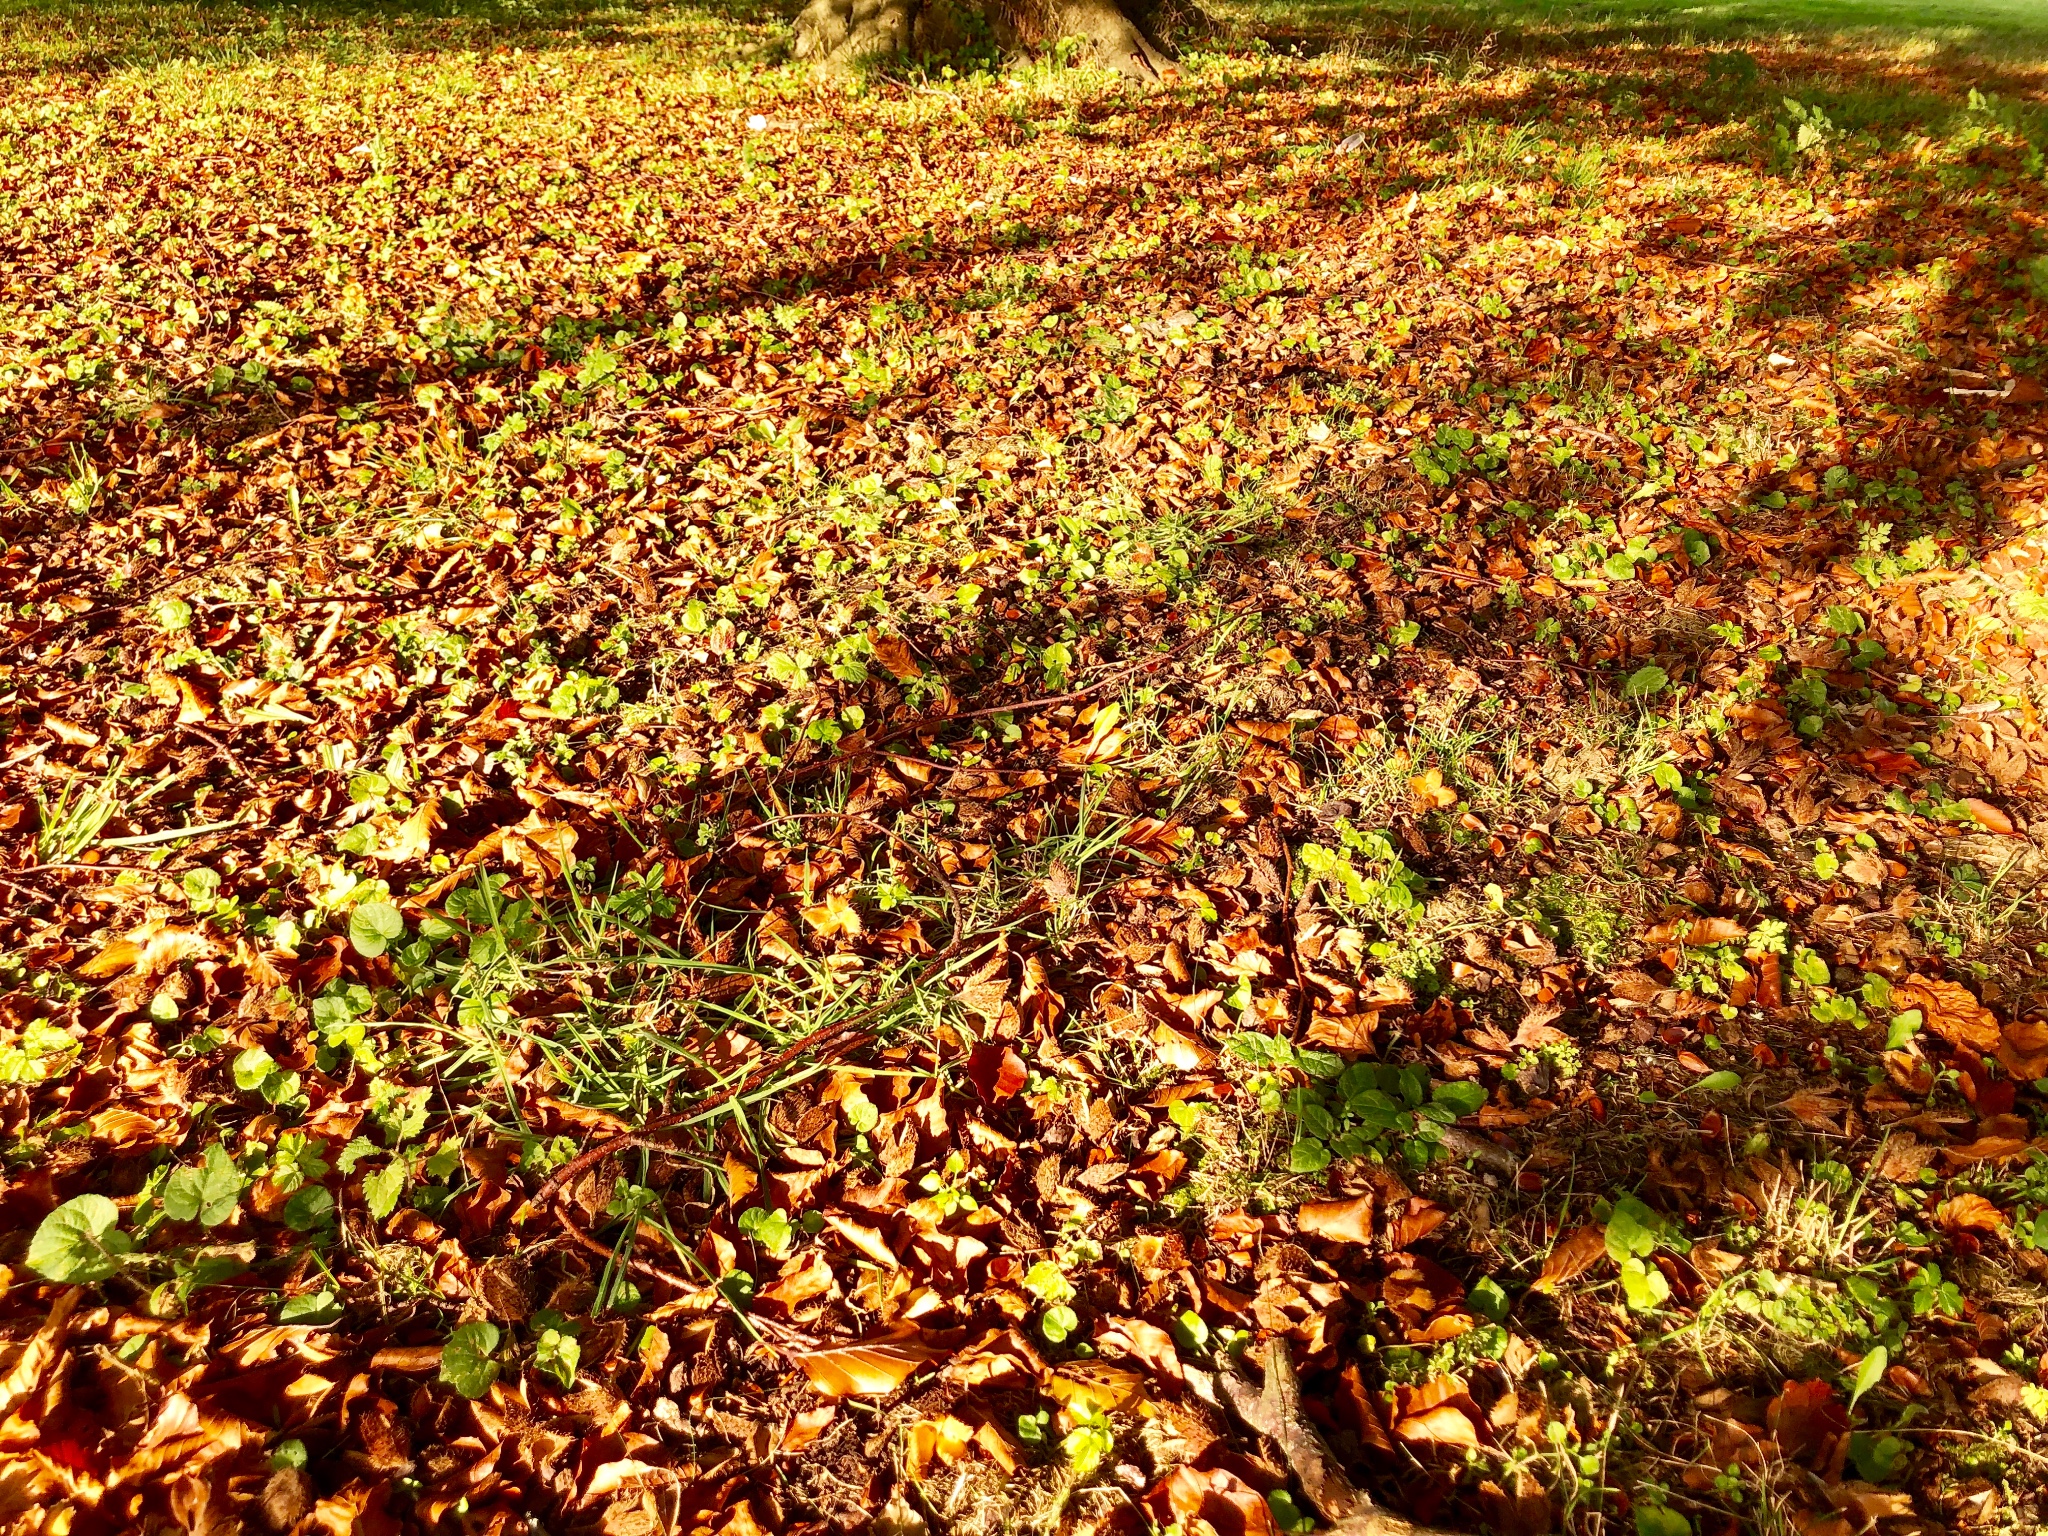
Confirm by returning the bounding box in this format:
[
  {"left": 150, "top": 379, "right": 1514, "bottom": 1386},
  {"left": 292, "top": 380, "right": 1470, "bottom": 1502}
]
[
  {"left": 1395, "top": 1402, "right": 1481, "bottom": 1449},
  {"left": 1045, "top": 1360, "right": 1146, "bottom": 1413},
  {"left": 1934, "top": 1193, "right": 2007, "bottom": 1234},
  {"left": 1892, "top": 976, "right": 2002, "bottom": 1053},
  {"left": 1531, "top": 1224, "right": 1608, "bottom": 1291},
  {"left": 371, "top": 800, "right": 442, "bottom": 863},
  {"left": 869, "top": 631, "right": 922, "bottom": 681},
  {"left": 1296, "top": 1195, "right": 1375, "bottom": 1246},
  {"left": 794, "top": 1331, "right": 939, "bottom": 1397},
  {"left": 1387, "top": 1198, "right": 1449, "bottom": 1250},
  {"left": 1961, "top": 798, "right": 2015, "bottom": 835}
]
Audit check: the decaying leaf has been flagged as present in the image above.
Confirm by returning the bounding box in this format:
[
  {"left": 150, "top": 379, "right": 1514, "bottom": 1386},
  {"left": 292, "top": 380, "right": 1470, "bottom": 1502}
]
[{"left": 1892, "top": 977, "right": 2002, "bottom": 1053}]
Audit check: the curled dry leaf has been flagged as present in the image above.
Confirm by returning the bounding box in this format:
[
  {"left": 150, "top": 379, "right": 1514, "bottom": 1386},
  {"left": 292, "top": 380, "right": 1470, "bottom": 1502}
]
[
  {"left": 868, "top": 631, "right": 922, "bottom": 681},
  {"left": 1892, "top": 976, "right": 2002, "bottom": 1053},
  {"left": 1933, "top": 1193, "right": 2007, "bottom": 1234},
  {"left": 1394, "top": 1402, "right": 1482, "bottom": 1450},
  {"left": 1386, "top": 1198, "right": 1449, "bottom": 1250},
  {"left": 1961, "top": 798, "right": 2016, "bottom": 835},
  {"left": 1045, "top": 1360, "right": 1146, "bottom": 1413},
  {"left": 1305, "top": 1012, "right": 1381, "bottom": 1052},
  {"left": 1996, "top": 1018, "right": 2048, "bottom": 1081}
]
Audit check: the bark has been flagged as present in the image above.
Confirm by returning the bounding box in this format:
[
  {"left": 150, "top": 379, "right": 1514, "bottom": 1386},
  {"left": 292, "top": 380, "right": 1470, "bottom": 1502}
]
[{"left": 792, "top": 0, "right": 1190, "bottom": 83}]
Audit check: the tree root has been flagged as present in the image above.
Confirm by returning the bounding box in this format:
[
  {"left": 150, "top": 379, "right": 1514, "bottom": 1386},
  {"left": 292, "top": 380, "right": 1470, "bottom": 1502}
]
[{"left": 792, "top": 0, "right": 1182, "bottom": 82}]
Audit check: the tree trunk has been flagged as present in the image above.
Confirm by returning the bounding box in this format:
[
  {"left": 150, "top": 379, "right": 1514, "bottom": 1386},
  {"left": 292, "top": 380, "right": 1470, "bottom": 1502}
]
[{"left": 792, "top": 0, "right": 1187, "bottom": 83}]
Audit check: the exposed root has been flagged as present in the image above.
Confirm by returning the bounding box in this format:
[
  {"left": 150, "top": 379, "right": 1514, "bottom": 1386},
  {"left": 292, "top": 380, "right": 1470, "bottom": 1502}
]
[{"left": 792, "top": 0, "right": 1181, "bottom": 82}]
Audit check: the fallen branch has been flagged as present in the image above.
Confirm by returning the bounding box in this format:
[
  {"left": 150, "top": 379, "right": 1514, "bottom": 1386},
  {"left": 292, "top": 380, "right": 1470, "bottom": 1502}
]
[{"left": 1217, "top": 1339, "right": 1462, "bottom": 1536}]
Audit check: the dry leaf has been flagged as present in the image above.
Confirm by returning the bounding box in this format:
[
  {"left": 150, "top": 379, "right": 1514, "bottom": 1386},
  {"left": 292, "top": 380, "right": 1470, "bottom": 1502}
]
[
  {"left": 1996, "top": 1018, "right": 2048, "bottom": 1081},
  {"left": 793, "top": 1331, "right": 939, "bottom": 1397},
  {"left": 1531, "top": 1224, "right": 1608, "bottom": 1292},
  {"left": 1934, "top": 1193, "right": 2007, "bottom": 1234},
  {"left": 1395, "top": 1402, "right": 1481, "bottom": 1449},
  {"left": 1960, "top": 798, "right": 2016, "bottom": 835},
  {"left": 869, "top": 631, "right": 922, "bottom": 681},
  {"left": 1892, "top": 976, "right": 2002, "bottom": 1053},
  {"left": 1296, "top": 1195, "right": 1375, "bottom": 1246},
  {"left": 371, "top": 799, "right": 442, "bottom": 863},
  {"left": 756, "top": 911, "right": 805, "bottom": 965},
  {"left": 1306, "top": 1012, "right": 1381, "bottom": 1052},
  {"left": 1387, "top": 1198, "right": 1449, "bottom": 1250},
  {"left": 1045, "top": 1360, "right": 1146, "bottom": 1413},
  {"left": 1410, "top": 766, "right": 1458, "bottom": 811}
]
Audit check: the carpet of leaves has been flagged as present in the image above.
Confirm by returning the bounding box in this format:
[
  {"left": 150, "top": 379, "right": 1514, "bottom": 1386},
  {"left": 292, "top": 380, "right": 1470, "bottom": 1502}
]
[{"left": 5, "top": 2, "right": 2048, "bottom": 1534}]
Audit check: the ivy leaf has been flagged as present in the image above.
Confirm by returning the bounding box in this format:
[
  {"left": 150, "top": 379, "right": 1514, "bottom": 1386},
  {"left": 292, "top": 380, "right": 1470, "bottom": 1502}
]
[
  {"left": 282, "top": 1186, "right": 336, "bottom": 1232},
  {"left": 1634, "top": 1506, "right": 1692, "bottom": 1536},
  {"left": 1040, "top": 1303, "right": 1079, "bottom": 1343},
  {"left": 280, "top": 1289, "right": 343, "bottom": 1325},
  {"left": 1431, "top": 1079, "right": 1487, "bottom": 1117},
  {"left": 534, "top": 1326, "right": 582, "bottom": 1387},
  {"left": 233, "top": 1045, "right": 278, "bottom": 1093},
  {"left": 28, "top": 1194, "right": 134, "bottom": 1283},
  {"left": 1287, "top": 1138, "right": 1331, "bottom": 1173},
  {"left": 440, "top": 1321, "right": 502, "bottom": 1399},
  {"left": 1468, "top": 1275, "right": 1510, "bottom": 1323}
]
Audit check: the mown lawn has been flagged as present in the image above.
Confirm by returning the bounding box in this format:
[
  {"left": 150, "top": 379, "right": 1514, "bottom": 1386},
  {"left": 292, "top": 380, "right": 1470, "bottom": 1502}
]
[{"left": 3, "top": 1, "right": 2047, "bottom": 1533}]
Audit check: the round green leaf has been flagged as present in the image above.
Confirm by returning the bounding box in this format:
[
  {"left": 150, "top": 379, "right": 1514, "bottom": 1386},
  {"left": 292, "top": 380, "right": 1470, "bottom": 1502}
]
[
  {"left": 28, "top": 1194, "right": 133, "bottom": 1283},
  {"left": 440, "top": 1321, "right": 502, "bottom": 1399},
  {"left": 348, "top": 900, "right": 406, "bottom": 959},
  {"left": 1634, "top": 1505, "right": 1691, "bottom": 1536}
]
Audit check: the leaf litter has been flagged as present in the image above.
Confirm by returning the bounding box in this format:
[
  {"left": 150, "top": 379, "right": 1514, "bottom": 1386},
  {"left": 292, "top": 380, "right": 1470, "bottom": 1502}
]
[{"left": 3, "top": 2, "right": 2048, "bottom": 1534}]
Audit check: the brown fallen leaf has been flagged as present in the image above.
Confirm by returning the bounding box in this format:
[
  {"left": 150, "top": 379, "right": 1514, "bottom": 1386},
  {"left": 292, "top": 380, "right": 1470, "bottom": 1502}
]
[
  {"left": 370, "top": 799, "right": 442, "bottom": 864},
  {"left": 1297, "top": 1195, "right": 1375, "bottom": 1246},
  {"left": 780, "top": 1404, "right": 837, "bottom": 1453},
  {"left": 1395, "top": 1402, "right": 1481, "bottom": 1450},
  {"left": 793, "top": 1330, "right": 940, "bottom": 1397},
  {"left": 1892, "top": 976, "right": 2002, "bottom": 1053},
  {"left": 1306, "top": 1012, "right": 1381, "bottom": 1052},
  {"left": 868, "top": 630, "right": 922, "bottom": 681},
  {"left": 1094, "top": 1316, "right": 1182, "bottom": 1380},
  {"left": 1997, "top": 1018, "right": 2048, "bottom": 1081},
  {"left": 1046, "top": 1360, "right": 1146, "bottom": 1412},
  {"left": 756, "top": 910, "right": 805, "bottom": 965},
  {"left": 1387, "top": 1197, "right": 1449, "bottom": 1250},
  {"left": 1934, "top": 1193, "right": 2007, "bottom": 1234},
  {"left": 1531, "top": 1224, "right": 1608, "bottom": 1292},
  {"left": 1781, "top": 1089, "right": 1848, "bottom": 1132}
]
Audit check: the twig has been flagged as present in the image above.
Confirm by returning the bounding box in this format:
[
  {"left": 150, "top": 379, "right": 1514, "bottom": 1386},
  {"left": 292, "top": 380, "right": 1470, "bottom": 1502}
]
[{"left": 98, "top": 817, "right": 246, "bottom": 849}]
